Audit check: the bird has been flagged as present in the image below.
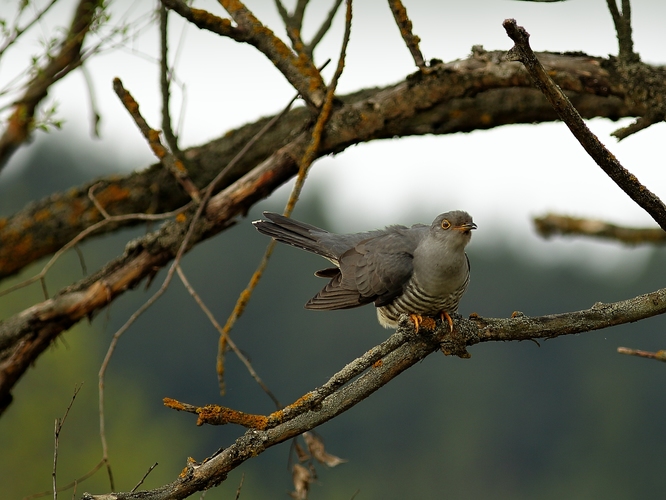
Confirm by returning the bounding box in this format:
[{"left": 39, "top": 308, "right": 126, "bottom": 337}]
[{"left": 252, "top": 211, "right": 476, "bottom": 331}]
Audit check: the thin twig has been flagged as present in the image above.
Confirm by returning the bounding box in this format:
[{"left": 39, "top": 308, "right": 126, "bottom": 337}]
[
  {"left": 80, "top": 64, "right": 101, "bottom": 138},
  {"left": 214, "top": 2, "right": 351, "bottom": 393},
  {"left": 53, "top": 384, "right": 83, "bottom": 500},
  {"left": 113, "top": 78, "right": 200, "bottom": 203},
  {"left": 176, "top": 266, "right": 281, "bottom": 408},
  {"left": 503, "top": 18, "right": 666, "bottom": 232},
  {"left": 306, "top": 0, "right": 344, "bottom": 57},
  {"left": 234, "top": 473, "right": 244, "bottom": 500},
  {"left": 606, "top": 0, "right": 637, "bottom": 62},
  {"left": 24, "top": 460, "right": 106, "bottom": 500},
  {"left": 617, "top": 347, "right": 666, "bottom": 362},
  {"left": 0, "top": 0, "right": 59, "bottom": 60},
  {"left": 387, "top": 0, "right": 427, "bottom": 71},
  {"left": 131, "top": 463, "right": 159, "bottom": 492},
  {"left": 159, "top": 5, "right": 180, "bottom": 156}
]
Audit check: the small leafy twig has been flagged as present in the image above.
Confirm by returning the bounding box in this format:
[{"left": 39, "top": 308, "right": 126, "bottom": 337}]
[
  {"left": 0, "top": 0, "right": 59, "bottom": 61},
  {"left": 503, "top": 18, "right": 666, "bottom": 232}
]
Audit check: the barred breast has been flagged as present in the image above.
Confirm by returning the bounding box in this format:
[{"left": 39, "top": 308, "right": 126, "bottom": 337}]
[{"left": 376, "top": 273, "right": 470, "bottom": 329}]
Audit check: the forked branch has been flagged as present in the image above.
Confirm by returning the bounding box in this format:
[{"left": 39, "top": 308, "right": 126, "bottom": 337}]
[{"left": 503, "top": 19, "right": 666, "bottom": 232}]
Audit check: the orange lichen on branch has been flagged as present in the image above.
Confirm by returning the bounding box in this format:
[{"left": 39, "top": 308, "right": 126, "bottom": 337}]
[
  {"left": 268, "top": 393, "right": 314, "bottom": 426},
  {"left": 388, "top": 0, "right": 426, "bottom": 70},
  {"left": 164, "top": 397, "right": 269, "bottom": 428},
  {"left": 95, "top": 184, "right": 131, "bottom": 206}
]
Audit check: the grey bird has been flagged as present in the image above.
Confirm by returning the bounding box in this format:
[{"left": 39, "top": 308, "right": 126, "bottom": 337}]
[{"left": 252, "top": 211, "right": 476, "bottom": 330}]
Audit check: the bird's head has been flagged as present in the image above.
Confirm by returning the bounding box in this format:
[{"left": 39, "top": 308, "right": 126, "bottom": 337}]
[{"left": 431, "top": 211, "right": 476, "bottom": 246}]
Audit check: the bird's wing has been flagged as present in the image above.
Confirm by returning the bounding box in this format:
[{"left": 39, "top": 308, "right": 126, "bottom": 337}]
[{"left": 305, "top": 231, "right": 415, "bottom": 310}]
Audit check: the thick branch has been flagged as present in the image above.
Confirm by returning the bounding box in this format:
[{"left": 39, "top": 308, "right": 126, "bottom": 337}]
[{"left": 0, "top": 50, "right": 646, "bottom": 280}]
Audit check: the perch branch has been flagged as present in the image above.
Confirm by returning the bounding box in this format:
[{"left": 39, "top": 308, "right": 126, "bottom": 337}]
[{"left": 83, "top": 284, "right": 666, "bottom": 498}]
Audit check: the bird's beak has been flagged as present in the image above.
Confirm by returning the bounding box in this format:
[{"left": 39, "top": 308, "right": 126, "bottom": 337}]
[{"left": 456, "top": 222, "right": 477, "bottom": 233}]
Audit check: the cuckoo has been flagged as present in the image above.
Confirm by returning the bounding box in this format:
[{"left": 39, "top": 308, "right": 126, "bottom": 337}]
[{"left": 252, "top": 211, "right": 476, "bottom": 331}]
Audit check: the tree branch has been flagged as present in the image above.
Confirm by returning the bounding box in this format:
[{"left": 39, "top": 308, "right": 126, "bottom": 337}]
[
  {"left": 534, "top": 213, "right": 666, "bottom": 245},
  {"left": 81, "top": 283, "right": 666, "bottom": 498},
  {"left": 0, "top": 0, "right": 104, "bottom": 169},
  {"left": 503, "top": 19, "right": 666, "bottom": 231},
  {"left": 0, "top": 50, "right": 644, "bottom": 280}
]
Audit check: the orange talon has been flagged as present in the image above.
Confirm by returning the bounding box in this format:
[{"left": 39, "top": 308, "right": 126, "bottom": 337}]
[
  {"left": 440, "top": 311, "right": 454, "bottom": 332},
  {"left": 409, "top": 314, "right": 422, "bottom": 333}
]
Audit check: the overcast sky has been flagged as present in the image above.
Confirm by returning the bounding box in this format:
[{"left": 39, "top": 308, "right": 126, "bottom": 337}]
[{"left": 3, "top": 0, "right": 666, "bottom": 275}]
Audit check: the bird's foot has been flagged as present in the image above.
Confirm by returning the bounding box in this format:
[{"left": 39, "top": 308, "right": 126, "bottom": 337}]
[
  {"left": 409, "top": 314, "right": 437, "bottom": 333},
  {"left": 439, "top": 311, "right": 454, "bottom": 333}
]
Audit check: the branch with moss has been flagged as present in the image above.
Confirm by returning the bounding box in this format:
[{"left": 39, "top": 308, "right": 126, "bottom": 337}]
[
  {"left": 0, "top": 50, "right": 647, "bottom": 280},
  {"left": 80, "top": 284, "right": 666, "bottom": 499}
]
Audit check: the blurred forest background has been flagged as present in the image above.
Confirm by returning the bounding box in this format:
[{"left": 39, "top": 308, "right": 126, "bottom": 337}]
[{"left": 1, "top": 135, "right": 665, "bottom": 499}]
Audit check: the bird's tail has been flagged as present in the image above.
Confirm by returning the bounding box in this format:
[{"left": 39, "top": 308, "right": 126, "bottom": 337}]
[{"left": 252, "top": 212, "right": 336, "bottom": 260}]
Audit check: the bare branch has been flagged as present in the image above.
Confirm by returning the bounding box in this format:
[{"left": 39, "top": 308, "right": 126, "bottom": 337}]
[
  {"left": 82, "top": 283, "right": 666, "bottom": 498},
  {"left": 162, "top": 0, "right": 327, "bottom": 107},
  {"left": 617, "top": 347, "right": 666, "bottom": 362},
  {"left": 534, "top": 213, "right": 666, "bottom": 245},
  {"left": 606, "top": 0, "right": 638, "bottom": 62},
  {"left": 503, "top": 19, "right": 666, "bottom": 232},
  {"left": 306, "top": 0, "right": 344, "bottom": 57},
  {"left": 113, "top": 78, "right": 200, "bottom": 203},
  {"left": 388, "top": 0, "right": 427, "bottom": 71}
]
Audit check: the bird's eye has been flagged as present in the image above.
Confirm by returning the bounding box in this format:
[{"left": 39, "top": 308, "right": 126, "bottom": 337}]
[{"left": 441, "top": 219, "right": 451, "bottom": 230}]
